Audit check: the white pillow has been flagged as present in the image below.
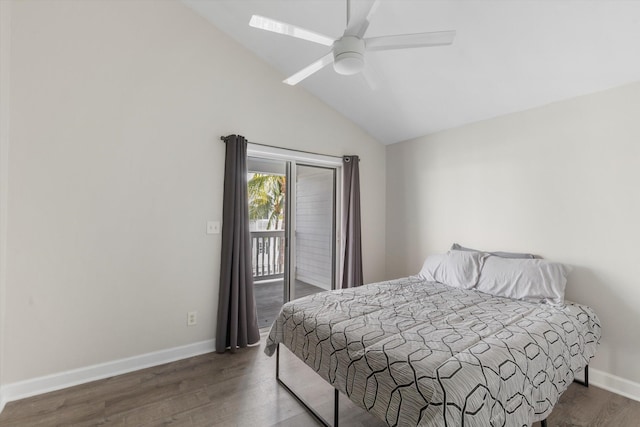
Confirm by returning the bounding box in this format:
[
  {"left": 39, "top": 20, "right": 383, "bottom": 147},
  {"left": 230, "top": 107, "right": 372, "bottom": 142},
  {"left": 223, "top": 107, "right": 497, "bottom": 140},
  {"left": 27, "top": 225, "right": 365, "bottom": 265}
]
[
  {"left": 418, "top": 254, "right": 446, "bottom": 282},
  {"left": 418, "top": 250, "right": 488, "bottom": 289},
  {"left": 476, "top": 256, "right": 571, "bottom": 305}
]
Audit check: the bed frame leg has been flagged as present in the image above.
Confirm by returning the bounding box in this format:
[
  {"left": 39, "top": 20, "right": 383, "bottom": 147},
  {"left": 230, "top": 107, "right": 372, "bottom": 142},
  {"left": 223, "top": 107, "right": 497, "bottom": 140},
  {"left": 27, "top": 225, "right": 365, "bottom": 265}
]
[
  {"left": 334, "top": 388, "right": 339, "bottom": 427},
  {"left": 574, "top": 365, "right": 589, "bottom": 388},
  {"left": 275, "top": 343, "right": 339, "bottom": 427},
  {"left": 540, "top": 365, "right": 589, "bottom": 427}
]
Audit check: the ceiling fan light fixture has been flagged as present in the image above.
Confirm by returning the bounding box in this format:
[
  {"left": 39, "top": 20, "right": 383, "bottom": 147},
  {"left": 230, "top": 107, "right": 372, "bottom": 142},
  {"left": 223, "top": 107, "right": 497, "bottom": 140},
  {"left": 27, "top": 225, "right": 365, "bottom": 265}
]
[
  {"left": 334, "top": 52, "right": 364, "bottom": 75},
  {"left": 333, "top": 36, "right": 365, "bottom": 75}
]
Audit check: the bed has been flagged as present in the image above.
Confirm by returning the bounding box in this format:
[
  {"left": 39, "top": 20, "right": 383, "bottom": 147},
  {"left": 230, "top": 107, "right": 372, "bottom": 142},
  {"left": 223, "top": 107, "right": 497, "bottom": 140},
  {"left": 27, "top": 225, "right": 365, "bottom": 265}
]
[{"left": 265, "top": 273, "right": 600, "bottom": 426}]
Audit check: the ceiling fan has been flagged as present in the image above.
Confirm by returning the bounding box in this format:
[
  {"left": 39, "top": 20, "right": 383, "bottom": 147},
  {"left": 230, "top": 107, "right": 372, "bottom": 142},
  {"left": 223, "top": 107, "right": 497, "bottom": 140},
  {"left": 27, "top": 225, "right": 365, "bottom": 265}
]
[{"left": 249, "top": 0, "right": 456, "bottom": 86}]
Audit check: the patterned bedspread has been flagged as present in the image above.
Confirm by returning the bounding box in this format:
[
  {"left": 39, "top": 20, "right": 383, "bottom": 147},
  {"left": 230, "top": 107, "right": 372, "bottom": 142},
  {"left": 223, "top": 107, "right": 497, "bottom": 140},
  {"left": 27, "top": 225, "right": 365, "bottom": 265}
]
[{"left": 265, "top": 276, "right": 600, "bottom": 427}]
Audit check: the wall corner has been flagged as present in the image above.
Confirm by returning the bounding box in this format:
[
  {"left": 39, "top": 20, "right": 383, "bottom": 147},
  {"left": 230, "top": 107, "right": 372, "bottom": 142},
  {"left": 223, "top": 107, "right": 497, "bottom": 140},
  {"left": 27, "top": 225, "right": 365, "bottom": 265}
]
[{"left": 0, "top": 0, "right": 13, "bottom": 410}]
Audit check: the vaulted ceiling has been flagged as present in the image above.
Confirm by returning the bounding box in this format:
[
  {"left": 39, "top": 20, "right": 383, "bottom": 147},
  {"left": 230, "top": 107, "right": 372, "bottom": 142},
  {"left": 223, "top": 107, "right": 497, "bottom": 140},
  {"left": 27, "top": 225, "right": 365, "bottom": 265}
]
[{"left": 183, "top": 1, "right": 640, "bottom": 144}]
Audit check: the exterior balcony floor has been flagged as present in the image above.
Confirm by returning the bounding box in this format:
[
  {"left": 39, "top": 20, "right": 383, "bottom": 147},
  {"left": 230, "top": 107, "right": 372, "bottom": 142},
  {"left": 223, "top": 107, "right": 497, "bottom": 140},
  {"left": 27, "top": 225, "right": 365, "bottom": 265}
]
[{"left": 254, "top": 278, "right": 326, "bottom": 330}]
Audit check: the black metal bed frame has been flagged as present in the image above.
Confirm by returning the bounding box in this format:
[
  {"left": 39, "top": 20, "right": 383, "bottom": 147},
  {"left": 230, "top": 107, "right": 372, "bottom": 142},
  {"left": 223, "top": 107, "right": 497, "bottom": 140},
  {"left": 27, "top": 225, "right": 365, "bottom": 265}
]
[
  {"left": 276, "top": 344, "right": 339, "bottom": 427},
  {"left": 276, "top": 343, "right": 590, "bottom": 427},
  {"left": 539, "top": 365, "right": 589, "bottom": 427}
]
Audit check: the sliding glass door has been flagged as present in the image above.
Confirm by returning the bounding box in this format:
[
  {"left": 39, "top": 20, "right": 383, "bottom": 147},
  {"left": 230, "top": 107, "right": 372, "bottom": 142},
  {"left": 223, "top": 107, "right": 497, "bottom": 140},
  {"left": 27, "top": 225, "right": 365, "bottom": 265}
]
[
  {"left": 289, "top": 164, "right": 336, "bottom": 300},
  {"left": 248, "top": 150, "right": 339, "bottom": 329}
]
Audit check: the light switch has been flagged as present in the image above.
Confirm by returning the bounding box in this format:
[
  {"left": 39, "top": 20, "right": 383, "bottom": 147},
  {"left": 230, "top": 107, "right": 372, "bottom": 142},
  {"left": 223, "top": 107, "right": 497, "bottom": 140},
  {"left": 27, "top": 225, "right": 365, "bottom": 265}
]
[{"left": 207, "top": 221, "right": 220, "bottom": 234}]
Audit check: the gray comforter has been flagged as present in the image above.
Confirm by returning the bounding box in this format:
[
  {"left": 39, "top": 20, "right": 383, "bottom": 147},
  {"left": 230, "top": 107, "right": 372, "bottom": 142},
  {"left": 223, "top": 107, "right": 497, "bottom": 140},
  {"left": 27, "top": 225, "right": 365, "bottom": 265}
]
[{"left": 265, "top": 276, "right": 600, "bottom": 426}]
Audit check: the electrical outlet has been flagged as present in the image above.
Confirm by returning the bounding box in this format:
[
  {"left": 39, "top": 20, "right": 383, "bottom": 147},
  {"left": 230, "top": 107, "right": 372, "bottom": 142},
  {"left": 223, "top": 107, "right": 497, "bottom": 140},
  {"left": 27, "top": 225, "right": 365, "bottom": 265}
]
[{"left": 187, "top": 311, "right": 197, "bottom": 326}]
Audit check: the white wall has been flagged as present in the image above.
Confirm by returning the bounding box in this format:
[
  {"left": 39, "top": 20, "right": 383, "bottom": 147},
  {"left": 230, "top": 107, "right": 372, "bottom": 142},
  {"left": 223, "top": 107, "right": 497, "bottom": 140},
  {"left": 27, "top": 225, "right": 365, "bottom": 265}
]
[
  {"left": 0, "top": 0, "right": 12, "bottom": 409},
  {"left": 2, "top": 0, "right": 385, "bottom": 388},
  {"left": 295, "top": 166, "right": 334, "bottom": 290},
  {"left": 386, "top": 82, "right": 640, "bottom": 389}
]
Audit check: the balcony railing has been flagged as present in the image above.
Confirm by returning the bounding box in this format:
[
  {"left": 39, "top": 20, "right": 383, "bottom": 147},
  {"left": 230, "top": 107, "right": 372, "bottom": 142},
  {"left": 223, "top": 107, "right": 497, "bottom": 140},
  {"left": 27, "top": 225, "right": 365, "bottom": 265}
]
[{"left": 251, "top": 230, "right": 285, "bottom": 281}]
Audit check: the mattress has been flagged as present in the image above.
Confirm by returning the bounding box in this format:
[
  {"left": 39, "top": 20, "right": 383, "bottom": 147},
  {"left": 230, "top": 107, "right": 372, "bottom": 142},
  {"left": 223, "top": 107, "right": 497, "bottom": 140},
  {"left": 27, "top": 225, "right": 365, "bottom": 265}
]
[{"left": 265, "top": 276, "right": 600, "bottom": 426}]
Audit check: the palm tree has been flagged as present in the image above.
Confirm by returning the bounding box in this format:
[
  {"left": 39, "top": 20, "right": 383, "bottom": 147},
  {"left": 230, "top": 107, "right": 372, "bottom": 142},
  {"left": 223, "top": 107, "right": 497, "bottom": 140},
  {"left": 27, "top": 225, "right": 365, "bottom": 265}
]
[{"left": 247, "top": 174, "right": 286, "bottom": 230}]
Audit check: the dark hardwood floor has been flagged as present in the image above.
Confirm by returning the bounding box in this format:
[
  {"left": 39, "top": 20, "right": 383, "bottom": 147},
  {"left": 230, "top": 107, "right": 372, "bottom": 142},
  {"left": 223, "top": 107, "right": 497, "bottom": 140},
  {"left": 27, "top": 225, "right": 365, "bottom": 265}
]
[
  {"left": 254, "top": 279, "right": 326, "bottom": 329},
  {"left": 1, "top": 336, "right": 639, "bottom": 426}
]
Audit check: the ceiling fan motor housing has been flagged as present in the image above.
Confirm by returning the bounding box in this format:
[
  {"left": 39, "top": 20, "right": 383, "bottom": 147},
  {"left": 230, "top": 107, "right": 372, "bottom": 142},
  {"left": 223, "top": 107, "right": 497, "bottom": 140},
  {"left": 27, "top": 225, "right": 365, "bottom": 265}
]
[{"left": 333, "top": 36, "right": 365, "bottom": 75}]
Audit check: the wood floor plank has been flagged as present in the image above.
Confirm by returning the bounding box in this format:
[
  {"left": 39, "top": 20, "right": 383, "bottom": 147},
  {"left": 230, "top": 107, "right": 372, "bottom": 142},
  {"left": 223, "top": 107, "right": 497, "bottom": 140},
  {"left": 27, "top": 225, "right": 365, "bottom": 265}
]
[
  {"left": 1, "top": 336, "right": 639, "bottom": 426},
  {"left": 109, "top": 389, "right": 211, "bottom": 427}
]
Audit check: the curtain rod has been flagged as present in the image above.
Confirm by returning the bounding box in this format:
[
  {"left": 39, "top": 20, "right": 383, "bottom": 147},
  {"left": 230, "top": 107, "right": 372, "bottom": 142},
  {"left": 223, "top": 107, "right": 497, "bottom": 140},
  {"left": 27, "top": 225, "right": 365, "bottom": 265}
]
[{"left": 220, "top": 136, "right": 346, "bottom": 160}]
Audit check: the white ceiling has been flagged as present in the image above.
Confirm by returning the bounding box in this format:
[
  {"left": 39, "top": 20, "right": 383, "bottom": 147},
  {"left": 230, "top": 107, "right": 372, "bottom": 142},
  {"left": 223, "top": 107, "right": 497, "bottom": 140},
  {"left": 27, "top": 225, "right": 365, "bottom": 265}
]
[{"left": 183, "top": 1, "right": 640, "bottom": 145}]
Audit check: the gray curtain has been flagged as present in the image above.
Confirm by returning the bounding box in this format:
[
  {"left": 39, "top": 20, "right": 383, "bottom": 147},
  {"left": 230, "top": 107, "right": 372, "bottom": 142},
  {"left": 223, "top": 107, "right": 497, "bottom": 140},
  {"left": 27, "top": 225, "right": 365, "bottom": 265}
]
[
  {"left": 341, "top": 155, "right": 363, "bottom": 288},
  {"left": 216, "top": 134, "right": 260, "bottom": 353}
]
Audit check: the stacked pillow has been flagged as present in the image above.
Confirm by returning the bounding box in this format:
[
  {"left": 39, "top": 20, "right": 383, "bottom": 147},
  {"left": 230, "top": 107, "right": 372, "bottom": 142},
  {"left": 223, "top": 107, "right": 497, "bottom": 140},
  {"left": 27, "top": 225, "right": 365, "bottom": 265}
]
[
  {"left": 418, "top": 244, "right": 571, "bottom": 305},
  {"left": 419, "top": 250, "right": 488, "bottom": 290},
  {"left": 450, "top": 243, "right": 537, "bottom": 259}
]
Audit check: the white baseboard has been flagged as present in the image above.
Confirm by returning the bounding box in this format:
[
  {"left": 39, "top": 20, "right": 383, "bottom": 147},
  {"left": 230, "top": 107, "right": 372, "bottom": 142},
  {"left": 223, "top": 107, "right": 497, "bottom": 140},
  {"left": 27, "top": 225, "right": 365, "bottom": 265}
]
[
  {"left": 0, "top": 386, "right": 6, "bottom": 414},
  {"left": 0, "top": 339, "right": 215, "bottom": 413},
  {"left": 591, "top": 367, "right": 640, "bottom": 403}
]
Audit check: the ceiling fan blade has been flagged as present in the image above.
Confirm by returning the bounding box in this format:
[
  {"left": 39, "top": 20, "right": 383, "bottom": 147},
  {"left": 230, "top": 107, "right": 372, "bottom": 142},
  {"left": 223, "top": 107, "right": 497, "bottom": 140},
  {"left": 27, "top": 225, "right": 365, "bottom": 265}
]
[
  {"left": 365, "top": 30, "right": 456, "bottom": 51},
  {"left": 345, "top": 0, "right": 380, "bottom": 38},
  {"left": 249, "top": 15, "right": 334, "bottom": 47},
  {"left": 361, "top": 63, "right": 379, "bottom": 91},
  {"left": 283, "top": 52, "right": 334, "bottom": 85}
]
